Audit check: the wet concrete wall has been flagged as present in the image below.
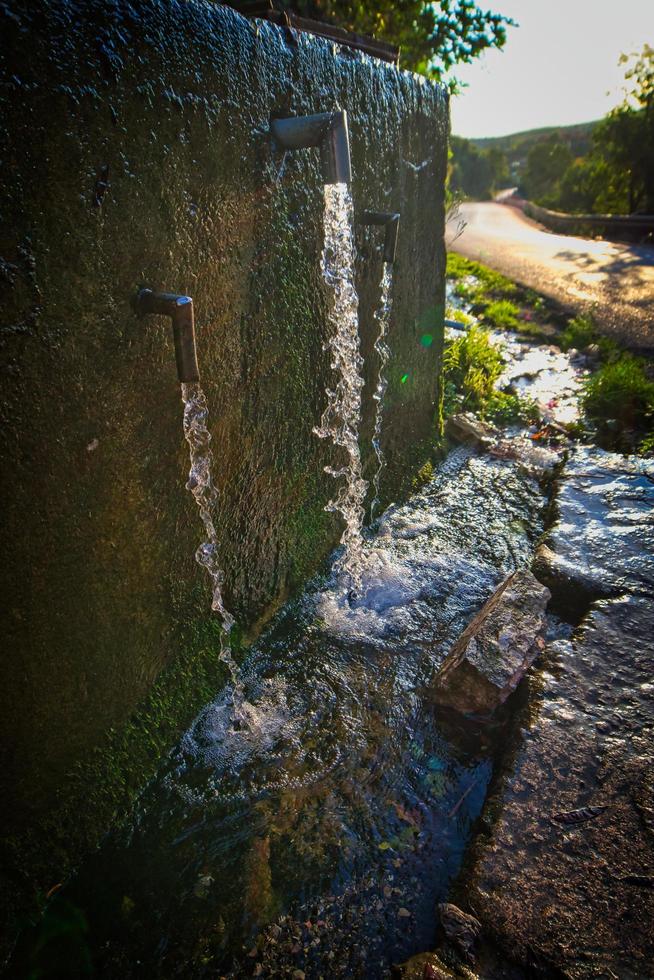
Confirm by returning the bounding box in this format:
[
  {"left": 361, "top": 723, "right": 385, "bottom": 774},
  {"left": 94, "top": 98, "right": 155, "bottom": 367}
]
[{"left": 0, "top": 0, "right": 447, "bottom": 928}]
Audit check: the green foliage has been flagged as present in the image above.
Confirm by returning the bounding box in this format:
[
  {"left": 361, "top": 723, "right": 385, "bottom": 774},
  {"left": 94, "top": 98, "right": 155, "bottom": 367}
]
[
  {"left": 558, "top": 312, "right": 618, "bottom": 359},
  {"left": 559, "top": 312, "right": 598, "bottom": 351},
  {"left": 449, "top": 135, "right": 510, "bottom": 200},
  {"left": 442, "top": 324, "right": 505, "bottom": 414},
  {"left": 446, "top": 252, "right": 654, "bottom": 455},
  {"left": 445, "top": 307, "right": 474, "bottom": 325},
  {"left": 447, "top": 255, "right": 546, "bottom": 337},
  {"left": 442, "top": 324, "right": 539, "bottom": 426},
  {"left": 446, "top": 253, "right": 516, "bottom": 299},
  {"left": 292, "top": 1, "right": 515, "bottom": 83},
  {"left": 519, "top": 46, "right": 654, "bottom": 214},
  {"left": 581, "top": 354, "right": 654, "bottom": 451},
  {"left": 413, "top": 459, "right": 434, "bottom": 489},
  {"left": 481, "top": 299, "right": 520, "bottom": 330},
  {"left": 639, "top": 431, "right": 654, "bottom": 456},
  {"left": 521, "top": 134, "right": 573, "bottom": 206},
  {"left": 473, "top": 122, "right": 595, "bottom": 176},
  {"left": 483, "top": 390, "right": 539, "bottom": 426}
]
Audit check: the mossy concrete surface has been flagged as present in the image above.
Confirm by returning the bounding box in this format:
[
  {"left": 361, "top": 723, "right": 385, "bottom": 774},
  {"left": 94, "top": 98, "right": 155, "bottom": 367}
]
[{"left": 0, "top": 0, "right": 447, "bottom": 939}]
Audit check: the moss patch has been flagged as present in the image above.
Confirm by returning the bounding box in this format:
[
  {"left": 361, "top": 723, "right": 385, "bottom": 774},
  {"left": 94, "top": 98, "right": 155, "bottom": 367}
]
[{"left": 4, "top": 608, "right": 237, "bottom": 940}]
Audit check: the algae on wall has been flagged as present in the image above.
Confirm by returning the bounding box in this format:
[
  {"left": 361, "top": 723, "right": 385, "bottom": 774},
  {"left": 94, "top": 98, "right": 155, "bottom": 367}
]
[{"left": 0, "top": 0, "right": 447, "bottom": 932}]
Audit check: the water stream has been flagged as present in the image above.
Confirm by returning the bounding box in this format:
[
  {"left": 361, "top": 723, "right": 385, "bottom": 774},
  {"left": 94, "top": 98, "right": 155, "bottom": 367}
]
[
  {"left": 370, "top": 262, "right": 393, "bottom": 521},
  {"left": 313, "top": 183, "right": 368, "bottom": 592},
  {"left": 17, "top": 443, "right": 549, "bottom": 978},
  {"left": 181, "top": 383, "right": 243, "bottom": 715},
  {"left": 445, "top": 279, "right": 588, "bottom": 428}
]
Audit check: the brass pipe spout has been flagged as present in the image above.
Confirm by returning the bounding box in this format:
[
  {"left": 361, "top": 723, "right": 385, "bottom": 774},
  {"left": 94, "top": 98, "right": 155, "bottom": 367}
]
[
  {"left": 270, "top": 110, "right": 352, "bottom": 185},
  {"left": 133, "top": 289, "right": 200, "bottom": 383}
]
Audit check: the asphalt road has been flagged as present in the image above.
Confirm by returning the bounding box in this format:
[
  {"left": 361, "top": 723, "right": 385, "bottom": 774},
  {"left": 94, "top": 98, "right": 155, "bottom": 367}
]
[{"left": 447, "top": 202, "right": 654, "bottom": 352}]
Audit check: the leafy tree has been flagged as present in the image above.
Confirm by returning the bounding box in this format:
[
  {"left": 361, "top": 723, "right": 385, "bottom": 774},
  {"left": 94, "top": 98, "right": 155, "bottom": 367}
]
[
  {"left": 520, "top": 134, "right": 572, "bottom": 206},
  {"left": 486, "top": 146, "right": 510, "bottom": 188},
  {"left": 524, "top": 46, "right": 654, "bottom": 215},
  {"left": 448, "top": 136, "right": 510, "bottom": 199},
  {"left": 290, "top": 1, "right": 515, "bottom": 83},
  {"left": 591, "top": 45, "right": 654, "bottom": 213},
  {"left": 449, "top": 136, "right": 494, "bottom": 198},
  {"left": 557, "top": 156, "right": 611, "bottom": 213}
]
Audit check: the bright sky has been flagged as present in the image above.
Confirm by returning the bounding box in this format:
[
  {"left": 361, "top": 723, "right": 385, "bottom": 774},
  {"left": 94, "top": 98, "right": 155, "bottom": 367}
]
[{"left": 449, "top": 0, "right": 653, "bottom": 138}]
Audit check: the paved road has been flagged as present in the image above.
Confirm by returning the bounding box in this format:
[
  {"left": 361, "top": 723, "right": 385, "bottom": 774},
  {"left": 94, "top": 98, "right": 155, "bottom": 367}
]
[{"left": 447, "top": 202, "right": 654, "bottom": 352}]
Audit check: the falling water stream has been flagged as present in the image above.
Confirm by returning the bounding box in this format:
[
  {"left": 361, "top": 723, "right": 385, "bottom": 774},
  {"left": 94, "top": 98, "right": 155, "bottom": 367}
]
[
  {"left": 370, "top": 262, "right": 393, "bottom": 520},
  {"left": 181, "top": 383, "right": 245, "bottom": 719},
  {"left": 313, "top": 182, "right": 368, "bottom": 592},
  {"left": 180, "top": 183, "right": 369, "bottom": 725}
]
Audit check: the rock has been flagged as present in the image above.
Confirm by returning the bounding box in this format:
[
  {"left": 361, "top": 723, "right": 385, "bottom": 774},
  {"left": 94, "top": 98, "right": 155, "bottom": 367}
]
[
  {"left": 395, "top": 951, "right": 458, "bottom": 979},
  {"left": 446, "top": 413, "right": 498, "bottom": 449},
  {"left": 428, "top": 570, "right": 550, "bottom": 717},
  {"left": 192, "top": 873, "right": 214, "bottom": 899},
  {"left": 488, "top": 436, "right": 562, "bottom": 482},
  {"left": 533, "top": 446, "right": 654, "bottom": 617},
  {"left": 438, "top": 903, "right": 482, "bottom": 964}
]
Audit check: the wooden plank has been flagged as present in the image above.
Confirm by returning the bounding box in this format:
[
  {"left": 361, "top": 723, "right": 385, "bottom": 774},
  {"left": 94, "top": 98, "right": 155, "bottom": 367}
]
[{"left": 224, "top": 2, "right": 400, "bottom": 64}]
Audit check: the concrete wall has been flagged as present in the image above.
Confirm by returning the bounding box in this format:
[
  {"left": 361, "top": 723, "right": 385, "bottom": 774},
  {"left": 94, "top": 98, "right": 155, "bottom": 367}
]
[{"left": 0, "top": 0, "right": 447, "bottom": 931}]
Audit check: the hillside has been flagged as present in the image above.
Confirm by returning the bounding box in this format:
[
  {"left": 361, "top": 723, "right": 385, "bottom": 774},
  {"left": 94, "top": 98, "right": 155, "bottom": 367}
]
[{"left": 469, "top": 120, "right": 598, "bottom": 178}]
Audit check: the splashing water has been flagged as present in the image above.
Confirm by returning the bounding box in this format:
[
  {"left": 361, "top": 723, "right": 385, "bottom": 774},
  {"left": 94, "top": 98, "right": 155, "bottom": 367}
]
[
  {"left": 314, "top": 182, "right": 368, "bottom": 591},
  {"left": 181, "top": 382, "right": 245, "bottom": 716},
  {"left": 370, "top": 262, "right": 393, "bottom": 521}
]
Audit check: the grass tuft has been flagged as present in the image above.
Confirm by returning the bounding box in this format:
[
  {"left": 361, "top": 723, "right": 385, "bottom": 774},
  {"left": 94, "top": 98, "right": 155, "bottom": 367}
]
[
  {"left": 481, "top": 299, "right": 521, "bottom": 330},
  {"left": 582, "top": 354, "right": 654, "bottom": 451},
  {"left": 442, "top": 325, "right": 505, "bottom": 415}
]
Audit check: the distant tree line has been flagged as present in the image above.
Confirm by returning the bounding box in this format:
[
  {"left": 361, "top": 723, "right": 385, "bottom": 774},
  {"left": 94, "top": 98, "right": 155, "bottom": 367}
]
[
  {"left": 448, "top": 135, "right": 511, "bottom": 200},
  {"left": 450, "top": 45, "right": 654, "bottom": 215},
  {"left": 525, "top": 46, "right": 653, "bottom": 214}
]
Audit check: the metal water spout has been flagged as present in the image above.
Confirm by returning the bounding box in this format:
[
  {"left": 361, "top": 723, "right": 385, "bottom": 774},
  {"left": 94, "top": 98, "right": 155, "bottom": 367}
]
[
  {"left": 133, "top": 289, "right": 201, "bottom": 383},
  {"left": 270, "top": 110, "right": 352, "bottom": 184},
  {"left": 361, "top": 211, "right": 401, "bottom": 264}
]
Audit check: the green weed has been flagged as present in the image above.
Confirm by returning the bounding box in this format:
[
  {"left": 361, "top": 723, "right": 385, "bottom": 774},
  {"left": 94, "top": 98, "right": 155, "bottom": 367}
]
[
  {"left": 413, "top": 460, "right": 434, "bottom": 489},
  {"left": 442, "top": 325, "right": 505, "bottom": 416},
  {"left": 559, "top": 311, "right": 618, "bottom": 359},
  {"left": 445, "top": 306, "right": 474, "bottom": 325},
  {"left": 581, "top": 354, "right": 654, "bottom": 451},
  {"left": 447, "top": 254, "right": 547, "bottom": 338},
  {"left": 559, "top": 312, "right": 597, "bottom": 351},
  {"left": 638, "top": 431, "right": 654, "bottom": 456},
  {"left": 446, "top": 253, "right": 517, "bottom": 299},
  {"left": 481, "top": 299, "right": 521, "bottom": 330},
  {"left": 484, "top": 390, "right": 540, "bottom": 426}
]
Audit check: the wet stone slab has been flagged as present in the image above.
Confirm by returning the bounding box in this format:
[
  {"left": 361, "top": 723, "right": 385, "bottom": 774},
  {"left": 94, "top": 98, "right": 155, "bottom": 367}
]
[
  {"left": 465, "top": 596, "right": 654, "bottom": 979},
  {"left": 534, "top": 446, "right": 654, "bottom": 616}
]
